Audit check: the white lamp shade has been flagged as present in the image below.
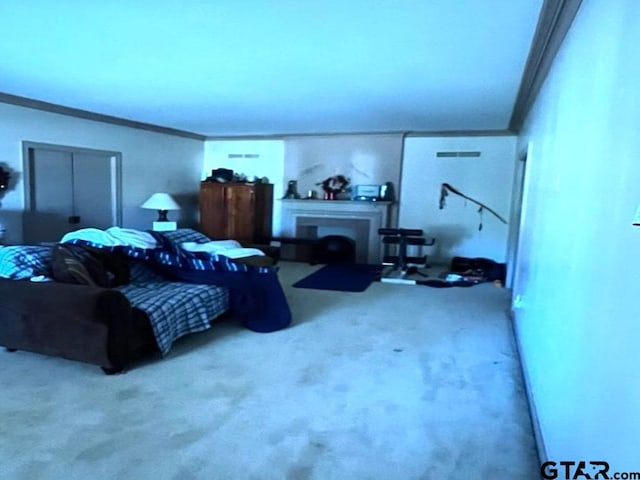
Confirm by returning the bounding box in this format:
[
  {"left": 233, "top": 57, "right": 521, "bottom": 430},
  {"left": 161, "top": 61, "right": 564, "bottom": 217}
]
[{"left": 140, "top": 193, "right": 180, "bottom": 211}]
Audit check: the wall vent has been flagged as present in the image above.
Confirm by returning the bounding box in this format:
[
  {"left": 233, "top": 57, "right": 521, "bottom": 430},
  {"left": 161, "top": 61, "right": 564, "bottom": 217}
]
[
  {"left": 436, "top": 151, "right": 481, "bottom": 158},
  {"left": 228, "top": 153, "right": 260, "bottom": 159}
]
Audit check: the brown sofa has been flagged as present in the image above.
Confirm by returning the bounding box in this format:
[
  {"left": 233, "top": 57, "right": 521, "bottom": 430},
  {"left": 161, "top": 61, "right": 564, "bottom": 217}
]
[
  {"left": 0, "top": 233, "right": 282, "bottom": 374},
  {"left": 0, "top": 278, "right": 158, "bottom": 374}
]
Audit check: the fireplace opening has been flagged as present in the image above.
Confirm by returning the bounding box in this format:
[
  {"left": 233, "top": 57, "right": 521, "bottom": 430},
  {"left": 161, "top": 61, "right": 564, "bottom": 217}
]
[{"left": 295, "top": 217, "right": 369, "bottom": 263}]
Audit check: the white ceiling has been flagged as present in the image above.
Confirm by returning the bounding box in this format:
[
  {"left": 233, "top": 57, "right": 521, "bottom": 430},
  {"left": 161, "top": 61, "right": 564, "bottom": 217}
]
[{"left": 0, "top": 0, "right": 543, "bottom": 137}]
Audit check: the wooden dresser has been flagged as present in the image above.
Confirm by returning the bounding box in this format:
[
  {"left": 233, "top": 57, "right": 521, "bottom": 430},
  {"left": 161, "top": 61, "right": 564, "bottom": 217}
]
[{"left": 199, "top": 182, "right": 273, "bottom": 243}]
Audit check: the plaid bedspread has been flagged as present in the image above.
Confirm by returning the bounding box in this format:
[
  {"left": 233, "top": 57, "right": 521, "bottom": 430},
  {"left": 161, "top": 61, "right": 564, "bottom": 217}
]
[{"left": 117, "top": 280, "right": 228, "bottom": 356}]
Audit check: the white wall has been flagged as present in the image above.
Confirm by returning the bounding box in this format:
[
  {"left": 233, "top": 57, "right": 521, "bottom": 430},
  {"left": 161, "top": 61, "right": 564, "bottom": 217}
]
[
  {"left": 514, "top": 0, "right": 640, "bottom": 470},
  {"left": 283, "top": 134, "right": 403, "bottom": 199},
  {"left": 400, "top": 136, "right": 516, "bottom": 264},
  {"left": 0, "top": 103, "right": 204, "bottom": 244},
  {"left": 283, "top": 133, "right": 403, "bottom": 233}
]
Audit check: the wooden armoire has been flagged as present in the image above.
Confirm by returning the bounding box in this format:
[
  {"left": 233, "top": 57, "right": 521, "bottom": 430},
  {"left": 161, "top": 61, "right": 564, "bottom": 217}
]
[{"left": 199, "top": 182, "right": 273, "bottom": 243}]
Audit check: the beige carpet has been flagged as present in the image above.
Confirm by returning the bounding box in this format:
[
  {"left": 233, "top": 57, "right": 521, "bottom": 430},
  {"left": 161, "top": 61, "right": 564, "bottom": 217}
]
[{"left": 0, "top": 261, "right": 538, "bottom": 480}]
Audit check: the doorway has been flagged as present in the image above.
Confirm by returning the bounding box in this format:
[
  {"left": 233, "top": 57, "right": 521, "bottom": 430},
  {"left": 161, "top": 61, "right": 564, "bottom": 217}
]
[
  {"left": 22, "top": 142, "right": 122, "bottom": 244},
  {"left": 506, "top": 141, "right": 533, "bottom": 299}
]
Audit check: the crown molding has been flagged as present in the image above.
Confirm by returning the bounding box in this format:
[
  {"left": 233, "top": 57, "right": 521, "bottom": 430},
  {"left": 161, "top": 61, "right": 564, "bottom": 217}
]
[
  {"left": 0, "top": 92, "right": 205, "bottom": 140},
  {"left": 509, "top": 0, "right": 583, "bottom": 133},
  {"left": 205, "top": 129, "right": 514, "bottom": 141},
  {"left": 404, "top": 129, "right": 513, "bottom": 138},
  {"left": 205, "top": 130, "right": 408, "bottom": 141}
]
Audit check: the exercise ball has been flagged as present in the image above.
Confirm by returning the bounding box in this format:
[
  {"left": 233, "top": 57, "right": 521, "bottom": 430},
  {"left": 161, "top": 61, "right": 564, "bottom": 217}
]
[{"left": 315, "top": 235, "right": 356, "bottom": 264}]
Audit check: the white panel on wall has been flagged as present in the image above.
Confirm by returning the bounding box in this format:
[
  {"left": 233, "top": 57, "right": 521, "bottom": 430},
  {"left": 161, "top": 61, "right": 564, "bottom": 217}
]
[
  {"left": 399, "top": 136, "right": 516, "bottom": 264},
  {"left": 203, "top": 140, "right": 285, "bottom": 235}
]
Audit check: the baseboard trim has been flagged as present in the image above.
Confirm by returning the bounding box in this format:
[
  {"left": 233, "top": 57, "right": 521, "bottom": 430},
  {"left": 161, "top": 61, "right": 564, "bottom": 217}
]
[{"left": 510, "top": 308, "right": 548, "bottom": 466}]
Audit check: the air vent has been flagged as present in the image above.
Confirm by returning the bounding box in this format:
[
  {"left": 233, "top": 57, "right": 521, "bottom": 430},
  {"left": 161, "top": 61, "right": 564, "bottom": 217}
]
[
  {"left": 436, "top": 151, "right": 481, "bottom": 158},
  {"left": 227, "top": 153, "right": 260, "bottom": 159}
]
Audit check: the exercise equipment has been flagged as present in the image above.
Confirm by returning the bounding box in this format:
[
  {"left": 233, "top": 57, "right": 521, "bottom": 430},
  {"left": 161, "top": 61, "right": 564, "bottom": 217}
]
[
  {"left": 378, "top": 228, "right": 435, "bottom": 284},
  {"left": 271, "top": 234, "right": 355, "bottom": 264}
]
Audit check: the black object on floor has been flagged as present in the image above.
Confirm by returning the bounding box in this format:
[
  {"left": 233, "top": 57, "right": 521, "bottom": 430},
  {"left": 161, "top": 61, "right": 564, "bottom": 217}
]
[
  {"left": 417, "top": 279, "right": 476, "bottom": 288},
  {"left": 314, "top": 235, "right": 356, "bottom": 264},
  {"left": 450, "top": 256, "right": 506, "bottom": 283},
  {"left": 272, "top": 235, "right": 355, "bottom": 264},
  {"left": 293, "top": 263, "right": 382, "bottom": 292}
]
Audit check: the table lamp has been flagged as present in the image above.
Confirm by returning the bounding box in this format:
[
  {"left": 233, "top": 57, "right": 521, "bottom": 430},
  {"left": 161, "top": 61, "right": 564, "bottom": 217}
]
[{"left": 141, "top": 192, "right": 180, "bottom": 231}]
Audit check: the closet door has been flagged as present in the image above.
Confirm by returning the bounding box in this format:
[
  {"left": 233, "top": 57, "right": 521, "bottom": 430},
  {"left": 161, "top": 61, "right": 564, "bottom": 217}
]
[
  {"left": 23, "top": 145, "right": 121, "bottom": 244},
  {"left": 24, "top": 149, "right": 74, "bottom": 243},
  {"left": 73, "top": 152, "right": 116, "bottom": 230}
]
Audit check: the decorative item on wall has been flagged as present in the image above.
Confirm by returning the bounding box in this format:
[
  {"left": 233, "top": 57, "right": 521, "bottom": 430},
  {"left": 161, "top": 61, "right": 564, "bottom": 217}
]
[
  {"left": 141, "top": 192, "right": 181, "bottom": 231},
  {"left": 317, "top": 175, "right": 350, "bottom": 200},
  {"left": 439, "top": 183, "right": 507, "bottom": 231}
]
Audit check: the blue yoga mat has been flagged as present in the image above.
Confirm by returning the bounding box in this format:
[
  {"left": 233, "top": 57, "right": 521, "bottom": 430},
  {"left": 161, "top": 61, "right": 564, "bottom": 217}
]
[{"left": 292, "top": 263, "right": 382, "bottom": 292}]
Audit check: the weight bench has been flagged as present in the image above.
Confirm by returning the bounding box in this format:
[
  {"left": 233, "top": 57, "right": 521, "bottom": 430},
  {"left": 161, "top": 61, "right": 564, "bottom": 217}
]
[{"left": 378, "top": 228, "right": 435, "bottom": 284}]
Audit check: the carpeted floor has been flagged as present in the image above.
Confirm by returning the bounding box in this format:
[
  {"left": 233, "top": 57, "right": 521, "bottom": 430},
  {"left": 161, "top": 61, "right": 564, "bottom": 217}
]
[{"left": 0, "top": 261, "right": 539, "bottom": 480}]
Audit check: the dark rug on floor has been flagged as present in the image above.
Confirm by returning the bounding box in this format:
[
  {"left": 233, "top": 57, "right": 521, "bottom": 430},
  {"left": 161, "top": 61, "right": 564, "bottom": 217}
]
[{"left": 293, "top": 263, "right": 382, "bottom": 292}]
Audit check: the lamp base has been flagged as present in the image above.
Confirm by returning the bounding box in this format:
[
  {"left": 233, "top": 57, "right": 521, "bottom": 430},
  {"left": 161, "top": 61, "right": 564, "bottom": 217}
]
[{"left": 153, "top": 221, "right": 177, "bottom": 232}]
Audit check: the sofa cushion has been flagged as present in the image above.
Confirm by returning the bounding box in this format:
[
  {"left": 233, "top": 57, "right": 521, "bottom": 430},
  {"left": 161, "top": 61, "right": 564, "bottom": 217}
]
[{"left": 0, "top": 245, "right": 52, "bottom": 279}]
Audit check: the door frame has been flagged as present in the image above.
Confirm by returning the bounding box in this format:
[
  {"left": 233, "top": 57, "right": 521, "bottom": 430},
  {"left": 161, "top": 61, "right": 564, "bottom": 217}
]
[
  {"left": 22, "top": 141, "right": 123, "bottom": 236},
  {"left": 506, "top": 141, "right": 533, "bottom": 297}
]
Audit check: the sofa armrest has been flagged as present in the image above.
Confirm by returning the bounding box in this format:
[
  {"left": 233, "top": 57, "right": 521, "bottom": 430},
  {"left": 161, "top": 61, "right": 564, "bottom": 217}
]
[
  {"left": 0, "top": 279, "right": 135, "bottom": 370},
  {"left": 237, "top": 242, "right": 280, "bottom": 265}
]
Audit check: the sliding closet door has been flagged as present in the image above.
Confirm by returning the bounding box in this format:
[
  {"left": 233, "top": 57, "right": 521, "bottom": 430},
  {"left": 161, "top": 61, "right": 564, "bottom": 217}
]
[
  {"left": 23, "top": 144, "right": 122, "bottom": 244},
  {"left": 73, "top": 152, "right": 117, "bottom": 230},
  {"left": 24, "top": 148, "right": 74, "bottom": 243}
]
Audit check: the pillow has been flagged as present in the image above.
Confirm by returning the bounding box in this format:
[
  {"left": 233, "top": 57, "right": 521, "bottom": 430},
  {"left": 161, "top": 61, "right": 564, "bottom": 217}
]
[{"left": 0, "top": 245, "right": 52, "bottom": 279}]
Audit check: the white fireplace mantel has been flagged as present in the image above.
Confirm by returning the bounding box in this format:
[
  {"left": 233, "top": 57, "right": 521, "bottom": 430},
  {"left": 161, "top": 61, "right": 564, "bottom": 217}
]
[{"left": 279, "top": 199, "right": 392, "bottom": 263}]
